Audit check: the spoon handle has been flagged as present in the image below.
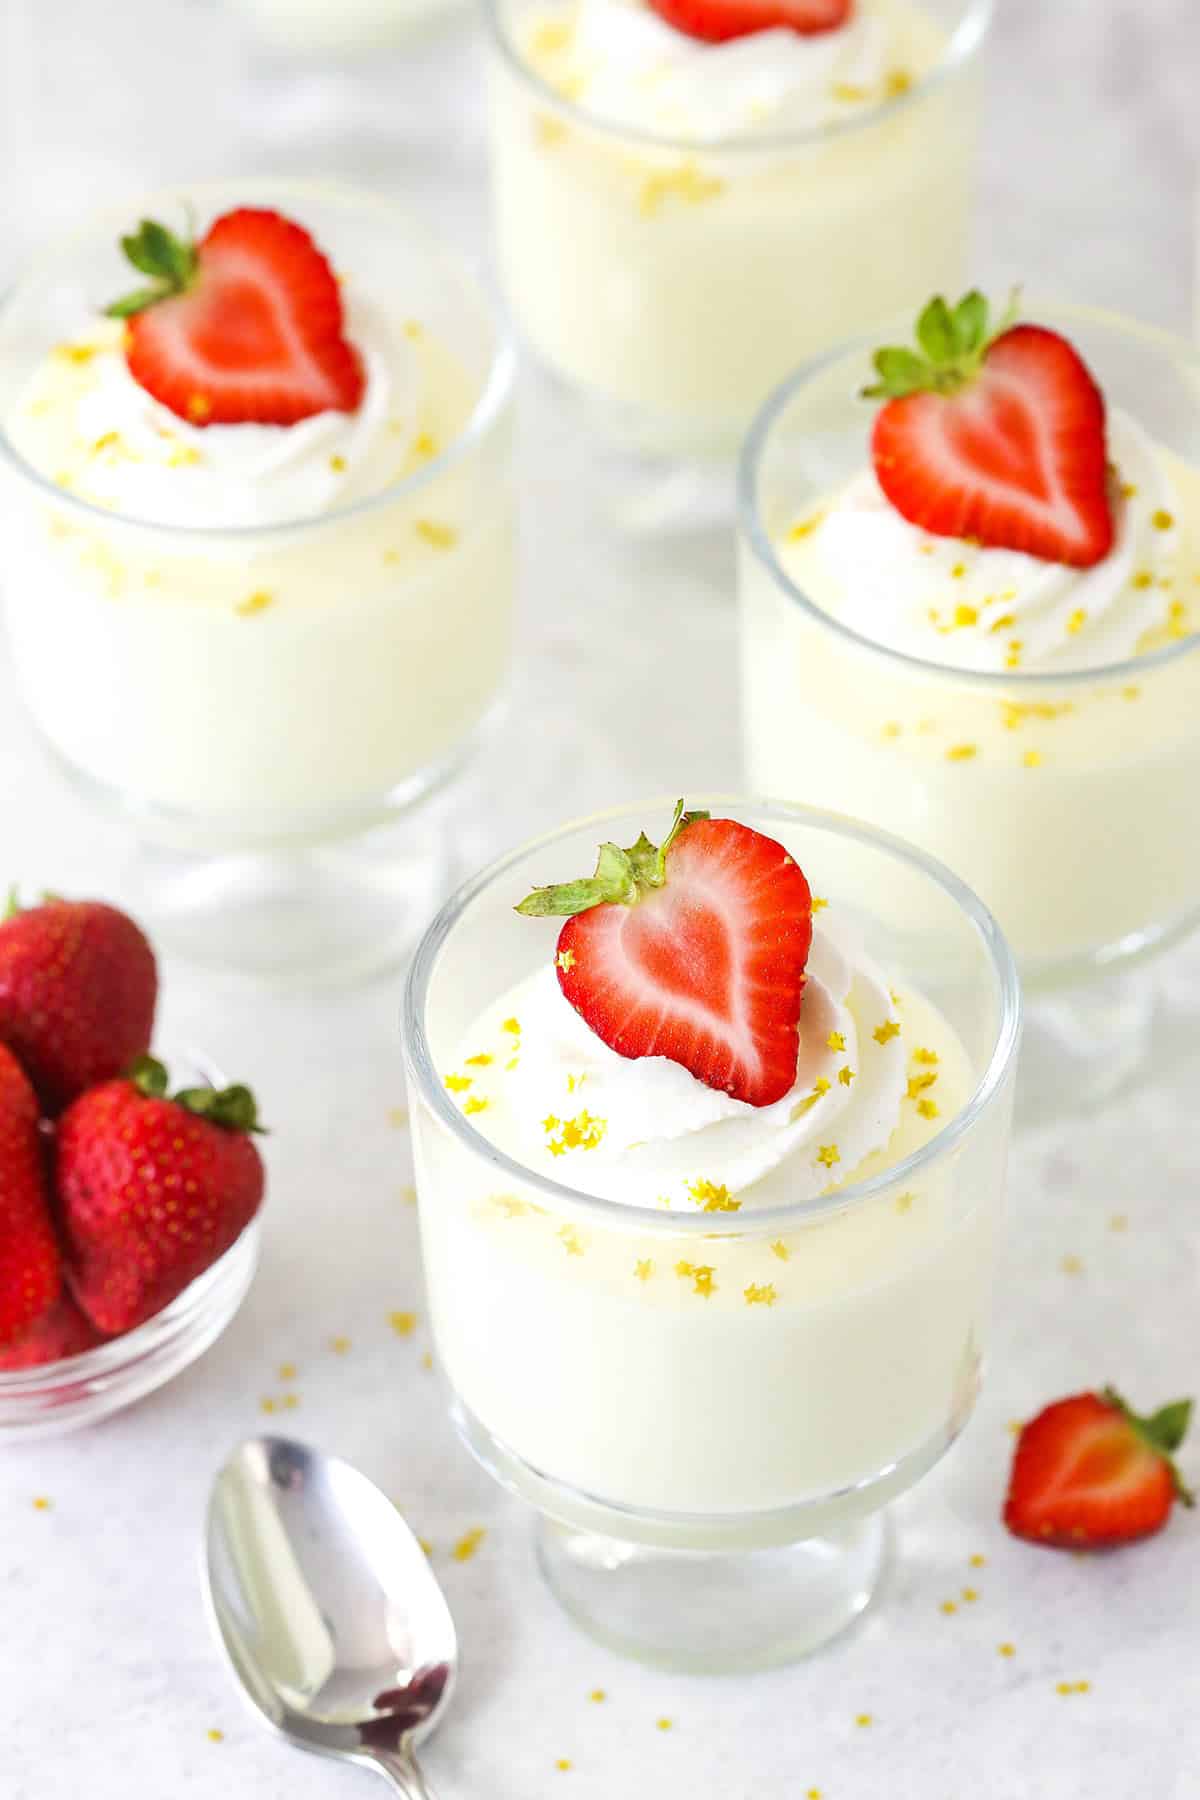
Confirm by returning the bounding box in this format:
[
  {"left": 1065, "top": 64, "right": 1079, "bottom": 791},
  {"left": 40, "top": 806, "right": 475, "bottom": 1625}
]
[{"left": 368, "top": 1746, "right": 439, "bottom": 1798}]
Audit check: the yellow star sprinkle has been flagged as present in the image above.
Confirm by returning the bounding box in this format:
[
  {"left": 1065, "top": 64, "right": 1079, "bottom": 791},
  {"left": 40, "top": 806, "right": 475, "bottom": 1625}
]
[
  {"left": 788, "top": 512, "right": 824, "bottom": 541},
  {"left": 465, "top": 1053, "right": 493, "bottom": 1067},
  {"left": 32, "top": 1497, "right": 52, "bottom": 1512},
  {"left": 969, "top": 1553, "right": 986, "bottom": 1568},
  {"left": 1023, "top": 749, "right": 1043, "bottom": 768},
  {"left": 998, "top": 1643, "right": 1016, "bottom": 1658},
  {"left": 278, "top": 1363, "right": 297, "bottom": 1382},
  {"left": 463, "top": 1096, "right": 489, "bottom": 1115},
  {"left": 234, "top": 590, "right": 273, "bottom": 618},
  {"left": 260, "top": 1397, "right": 277, "bottom": 1414},
  {"left": 691, "top": 1266, "right": 716, "bottom": 1297},
  {"left": 895, "top": 1193, "right": 915, "bottom": 1214},
  {"left": 838, "top": 1066, "right": 856, "bottom": 1087},
  {"left": 412, "top": 431, "right": 436, "bottom": 457},
  {"left": 281, "top": 1393, "right": 300, "bottom": 1411},
  {"left": 389, "top": 1311, "right": 417, "bottom": 1337},
  {"left": 826, "top": 1031, "right": 846, "bottom": 1051},
  {"left": 1152, "top": 508, "right": 1175, "bottom": 530},
  {"left": 940, "top": 1600, "right": 957, "bottom": 1615},
  {"left": 329, "top": 454, "right": 347, "bottom": 473},
  {"left": 1061, "top": 1253, "right": 1084, "bottom": 1275},
  {"left": 330, "top": 1336, "right": 351, "bottom": 1354},
  {"left": 502, "top": 1017, "right": 521, "bottom": 1036},
  {"left": 444, "top": 1073, "right": 472, "bottom": 1093},
  {"left": 421, "top": 1353, "right": 433, "bottom": 1370},
  {"left": 415, "top": 518, "right": 457, "bottom": 549},
  {"left": 452, "top": 1527, "right": 486, "bottom": 1562},
  {"left": 913, "top": 1047, "right": 938, "bottom": 1065},
  {"left": 559, "top": 1225, "right": 585, "bottom": 1256},
  {"left": 590, "top": 1689, "right": 606, "bottom": 1703},
  {"left": 962, "top": 1587, "right": 979, "bottom": 1603},
  {"left": 906, "top": 1072, "right": 937, "bottom": 1100},
  {"left": 946, "top": 743, "right": 979, "bottom": 762},
  {"left": 656, "top": 1717, "right": 673, "bottom": 1732},
  {"left": 744, "top": 1283, "right": 778, "bottom": 1307},
  {"left": 874, "top": 1019, "right": 901, "bottom": 1044},
  {"left": 1132, "top": 570, "right": 1154, "bottom": 590},
  {"left": 555, "top": 1757, "right": 572, "bottom": 1771},
  {"left": 207, "top": 1728, "right": 225, "bottom": 1743},
  {"left": 855, "top": 1713, "right": 873, "bottom": 1728},
  {"left": 676, "top": 1260, "right": 694, "bottom": 1278},
  {"left": 917, "top": 1098, "right": 939, "bottom": 1120},
  {"left": 1109, "top": 1213, "right": 1129, "bottom": 1232},
  {"left": 817, "top": 1144, "right": 840, "bottom": 1169},
  {"left": 770, "top": 1240, "right": 790, "bottom": 1262},
  {"left": 687, "top": 1178, "right": 740, "bottom": 1213},
  {"left": 634, "top": 1259, "right": 654, "bottom": 1282},
  {"left": 881, "top": 721, "right": 903, "bottom": 739},
  {"left": 1066, "top": 608, "right": 1087, "bottom": 635},
  {"left": 400, "top": 1185, "right": 417, "bottom": 1206},
  {"left": 387, "top": 1106, "right": 409, "bottom": 1128},
  {"left": 811, "top": 895, "right": 829, "bottom": 912},
  {"left": 403, "top": 320, "right": 424, "bottom": 340},
  {"left": 557, "top": 948, "right": 576, "bottom": 971}
]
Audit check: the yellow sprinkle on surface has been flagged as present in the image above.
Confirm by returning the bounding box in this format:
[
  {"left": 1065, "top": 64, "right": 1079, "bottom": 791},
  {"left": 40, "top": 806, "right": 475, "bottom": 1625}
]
[
  {"left": 282, "top": 1392, "right": 300, "bottom": 1411},
  {"left": 389, "top": 1311, "right": 418, "bottom": 1337},
  {"left": 817, "top": 1144, "right": 840, "bottom": 1169},
  {"left": 260, "top": 1397, "right": 277, "bottom": 1414},
  {"left": 638, "top": 163, "right": 724, "bottom": 216},
  {"left": 998, "top": 1643, "right": 1016, "bottom": 1658},
  {"left": 940, "top": 1600, "right": 958, "bottom": 1616},
  {"left": 1152, "top": 508, "right": 1175, "bottom": 530},
  {"left": 234, "top": 590, "right": 273, "bottom": 618},
  {"left": 635, "top": 1259, "right": 654, "bottom": 1282},
  {"left": 969, "top": 1553, "right": 986, "bottom": 1568},
  {"left": 403, "top": 320, "right": 424, "bottom": 340},
  {"left": 687, "top": 1178, "right": 740, "bottom": 1213},
  {"left": 186, "top": 392, "right": 212, "bottom": 421},
  {"left": 656, "top": 1717, "right": 673, "bottom": 1732},
  {"left": 329, "top": 454, "right": 347, "bottom": 473},
  {"left": 962, "top": 1587, "right": 979, "bottom": 1603},
  {"left": 559, "top": 1225, "right": 586, "bottom": 1256},
  {"left": 55, "top": 340, "right": 98, "bottom": 364},
  {"left": 32, "top": 1497, "right": 52, "bottom": 1512},
  {"left": 832, "top": 80, "right": 870, "bottom": 101},
  {"left": 1109, "top": 1213, "right": 1129, "bottom": 1232},
  {"left": 555, "top": 1758, "right": 572, "bottom": 1772},
  {"left": 874, "top": 1019, "right": 901, "bottom": 1044},
  {"left": 1061, "top": 1253, "right": 1084, "bottom": 1275},
  {"left": 278, "top": 1363, "right": 297, "bottom": 1381},
  {"left": 419, "top": 1537, "right": 434, "bottom": 1556},
  {"left": 1066, "top": 607, "right": 1087, "bottom": 635},
  {"left": 421, "top": 1352, "right": 433, "bottom": 1370},
  {"left": 388, "top": 1106, "right": 409, "bottom": 1128},
  {"left": 895, "top": 1192, "right": 915, "bottom": 1214},
  {"left": 590, "top": 1688, "right": 606, "bottom": 1703},
  {"left": 771, "top": 1239, "right": 790, "bottom": 1262},
  {"left": 534, "top": 112, "right": 568, "bottom": 147},
  {"left": 207, "top": 1728, "right": 225, "bottom": 1743},
  {"left": 946, "top": 743, "right": 979, "bottom": 762},
  {"left": 1132, "top": 570, "right": 1154, "bottom": 590},
  {"left": 855, "top": 1713, "right": 873, "bottom": 1728},
  {"left": 1023, "top": 749, "right": 1043, "bottom": 768},
  {"left": 744, "top": 1283, "right": 778, "bottom": 1307},
  {"left": 330, "top": 1336, "right": 351, "bottom": 1355},
  {"left": 811, "top": 895, "right": 828, "bottom": 912},
  {"left": 400, "top": 1184, "right": 417, "bottom": 1206},
  {"left": 415, "top": 518, "right": 458, "bottom": 550},
  {"left": 452, "top": 1527, "right": 486, "bottom": 1562},
  {"left": 882, "top": 721, "right": 903, "bottom": 739},
  {"left": 412, "top": 431, "right": 437, "bottom": 458}
]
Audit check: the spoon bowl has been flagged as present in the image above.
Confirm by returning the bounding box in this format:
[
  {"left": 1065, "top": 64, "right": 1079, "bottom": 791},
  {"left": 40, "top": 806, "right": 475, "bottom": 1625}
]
[{"left": 205, "top": 1436, "right": 457, "bottom": 1795}]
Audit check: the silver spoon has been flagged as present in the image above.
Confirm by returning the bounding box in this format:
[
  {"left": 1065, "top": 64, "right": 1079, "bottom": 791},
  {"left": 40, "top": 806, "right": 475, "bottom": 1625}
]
[{"left": 205, "top": 1436, "right": 457, "bottom": 1796}]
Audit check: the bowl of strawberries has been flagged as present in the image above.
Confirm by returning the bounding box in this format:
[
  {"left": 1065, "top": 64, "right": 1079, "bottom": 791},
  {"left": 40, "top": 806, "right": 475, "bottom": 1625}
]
[{"left": 0, "top": 894, "right": 265, "bottom": 1440}]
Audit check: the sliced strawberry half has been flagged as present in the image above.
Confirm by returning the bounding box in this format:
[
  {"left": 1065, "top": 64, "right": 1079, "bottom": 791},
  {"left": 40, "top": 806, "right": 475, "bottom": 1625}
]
[
  {"left": 1004, "top": 1387, "right": 1194, "bottom": 1550},
  {"left": 105, "top": 208, "right": 364, "bottom": 427},
  {"left": 646, "top": 0, "right": 849, "bottom": 42},
  {"left": 865, "top": 291, "right": 1115, "bottom": 568},
  {"left": 516, "top": 802, "right": 813, "bottom": 1108}
]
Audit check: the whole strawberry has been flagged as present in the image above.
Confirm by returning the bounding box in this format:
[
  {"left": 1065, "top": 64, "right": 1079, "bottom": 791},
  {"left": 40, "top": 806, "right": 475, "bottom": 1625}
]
[
  {"left": 0, "top": 1044, "right": 62, "bottom": 1347},
  {"left": 0, "top": 1293, "right": 105, "bottom": 1370},
  {"left": 57, "top": 1057, "right": 265, "bottom": 1336},
  {"left": 0, "top": 894, "right": 157, "bottom": 1115}
]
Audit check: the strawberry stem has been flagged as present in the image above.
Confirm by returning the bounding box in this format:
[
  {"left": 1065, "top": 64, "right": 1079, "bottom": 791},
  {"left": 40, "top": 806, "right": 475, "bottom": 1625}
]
[
  {"left": 862, "top": 287, "right": 1022, "bottom": 402},
  {"left": 104, "top": 217, "right": 199, "bottom": 320},
  {"left": 1103, "top": 1386, "right": 1195, "bottom": 1508},
  {"left": 515, "top": 799, "right": 710, "bottom": 919},
  {"left": 128, "top": 1054, "right": 266, "bottom": 1134}
]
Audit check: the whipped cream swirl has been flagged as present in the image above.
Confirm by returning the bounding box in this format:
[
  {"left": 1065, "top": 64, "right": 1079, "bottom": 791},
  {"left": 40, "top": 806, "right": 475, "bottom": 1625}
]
[
  {"left": 787, "top": 410, "right": 1181, "bottom": 674},
  {"left": 457, "top": 912, "right": 909, "bottom": 1209},
  {"left": 8, "top": 294, "right": 424, "bottom": 530},
  {"left": 527, "top": 0, "right": 936, "bottom": 140}
]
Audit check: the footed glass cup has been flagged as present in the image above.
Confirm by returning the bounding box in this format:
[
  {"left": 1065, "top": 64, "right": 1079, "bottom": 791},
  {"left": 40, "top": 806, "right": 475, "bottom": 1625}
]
[
  {"left": 739, "top": 305, "right": 1200, "bottom": 1119},
  {"left": 485, "top": 0, "right": 990, "bottom": 530},
  {"left": 0, "top": 181, "right": 517, "bottom": 982},
  {"left": 403, "top": 799, "right": 1019, "bottom": 1672}
]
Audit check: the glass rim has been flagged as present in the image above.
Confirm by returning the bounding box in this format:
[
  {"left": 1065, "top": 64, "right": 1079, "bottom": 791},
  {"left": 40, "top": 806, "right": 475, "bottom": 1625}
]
[
  {"left": 0, "top": 176, "right": 518, "bottom": 542},
  {"left": 738, "top": 298, "right": 1200, "bottom": 693},
  {"left": 482, "top": 0, "right": 993, "bottom": 157},
  {"left": 402, "top": 794, "right": 1022, "bottom": 1235}
]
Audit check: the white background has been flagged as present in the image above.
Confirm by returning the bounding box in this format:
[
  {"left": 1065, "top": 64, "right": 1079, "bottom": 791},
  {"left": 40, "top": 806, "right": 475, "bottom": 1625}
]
[{"left": 2, "top": 2, "right": 1199, "bottom": 1796}]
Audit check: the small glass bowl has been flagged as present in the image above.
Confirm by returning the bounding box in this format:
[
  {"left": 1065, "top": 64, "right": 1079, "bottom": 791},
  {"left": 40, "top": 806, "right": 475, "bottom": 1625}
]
[{"left": 0, "top": 1049, "right": 261, "bottom": 1443}]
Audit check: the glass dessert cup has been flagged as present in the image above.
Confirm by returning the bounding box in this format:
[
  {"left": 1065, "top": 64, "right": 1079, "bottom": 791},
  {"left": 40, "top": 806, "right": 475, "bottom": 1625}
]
[
  {"left": 403, "top": 798, "right": 1019, "bottom": 1672},
  {"left": 0, "top": 1049, "right": 260, "bottom": 1443},
  {"left": 485, "top": 0, "right": 990, "bottom": 531},
  {"left": 739, "top": 304, "right": 1200, "bottom": 1121},
  {"left": 0, "top": 180, "right": 517, "bottom": 983}
]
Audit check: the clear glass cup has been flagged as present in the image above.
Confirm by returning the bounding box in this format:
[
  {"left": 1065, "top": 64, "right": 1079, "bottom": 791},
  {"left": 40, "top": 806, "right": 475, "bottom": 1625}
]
[
  {"left": 0, "top": 179, "right": 517, "bottom": 982},
  {"left": 739, "top": 303, "right": 1200, "bottom": 1117},
  {"left": 0, "top": 1050, "right": 260, "bottom": 1443},
  {"left": 402, "top": 798, "right": 1019, "bottom": 1671},
  {"left": 484, "top": 0, "right": 990, "bottom": 524}
]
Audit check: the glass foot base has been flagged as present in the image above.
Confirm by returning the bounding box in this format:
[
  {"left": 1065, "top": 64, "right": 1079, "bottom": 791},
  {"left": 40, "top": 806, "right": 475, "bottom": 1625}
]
[
  {"left": 1018, "top": 966, "right": 1158, "bottom": 1126},
  {"left": 123, "top": 829, "right": 450, "bottom": 985},
  {"left": 535, "top": 1512, "right": 889, "bottom": 1673}
]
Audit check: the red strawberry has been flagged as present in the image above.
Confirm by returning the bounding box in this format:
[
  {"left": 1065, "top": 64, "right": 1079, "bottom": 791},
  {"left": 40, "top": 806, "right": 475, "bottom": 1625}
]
[
  {"left": 57, "top": 1057, "right": 266, "bottom": 1335},
  {"left": 106, "top": 209, "right": 364, "bottom": 427},
  {"left": 0, "top": 1044, "right": 61, "bottom": 1347},
  {"left": 516, "top": 802, "right": 812, "bottom": 1108},
  {"left": 865, "top": 291, "right": 1115, "bottom": 568},
  {"left": 0, "top": 894, "right": 157, "bottom": 1116},
  {"left": 1004, "top": 1387, "right": 1194, "bottom": 1550},
  {"left": 0, "top": 1293, "right": 105, "bottom": 1370},
  {"left": 648, "top": 0, "right": 848, "bottom": 42}
]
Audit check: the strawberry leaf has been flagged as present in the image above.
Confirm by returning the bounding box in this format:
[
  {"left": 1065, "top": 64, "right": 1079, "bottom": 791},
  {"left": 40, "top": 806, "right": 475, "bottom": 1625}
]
[
  {"left": 916, "top": 295, "right": 957, "bottom": 365},
  {"left": 105, "top": 216, "right": 198, "bottom": 320},
  {"left": 953, "top": 289, "right": 990, "bottom": 355},
  {"left": 515, "top": 800, "right": 711, "bottom": 918},
  {"left": 1104, "top": 1387, "right": 1195, "bottom": 1508},
  {"left": 863, "top": 289, "right": 1025, "bottom": 404},
  {"left": 862, "top": 347, "right": 932, "bottom": 400}
]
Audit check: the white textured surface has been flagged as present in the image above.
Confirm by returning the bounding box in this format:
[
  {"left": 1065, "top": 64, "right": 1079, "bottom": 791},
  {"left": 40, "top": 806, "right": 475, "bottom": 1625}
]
[{"left": 2, "top": 2, "right": 1199, "bottom": 1796}]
